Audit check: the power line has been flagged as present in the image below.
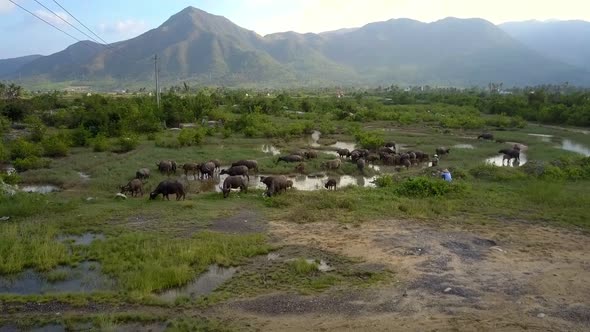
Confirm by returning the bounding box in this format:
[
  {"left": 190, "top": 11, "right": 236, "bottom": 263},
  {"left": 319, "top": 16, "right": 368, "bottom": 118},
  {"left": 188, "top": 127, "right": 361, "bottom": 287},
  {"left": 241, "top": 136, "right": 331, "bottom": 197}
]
[
  {"left": 33, "top": 0, "right": 105, "bottom": 48},
  {"left": 8, "top": 0, "right": 98, "bottom": 50},
  {"left": 52, "top": 0, "right": 111, "bottom": 47}
]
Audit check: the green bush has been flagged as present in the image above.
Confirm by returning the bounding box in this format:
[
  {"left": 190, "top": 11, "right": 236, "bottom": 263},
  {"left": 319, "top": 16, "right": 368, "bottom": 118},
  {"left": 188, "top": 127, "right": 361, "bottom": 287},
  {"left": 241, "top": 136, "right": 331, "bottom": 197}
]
[
  {"left": 178, "top": 128, "right": 206, "bottom": 146},
  {"left": 395, "top": 177, "right": 465, "bottom": 198},
  {"left": 540, "top": 165, "right": 566, "bottom": 180},
  {"left": 116, "top": 135, "right": 140, "bottom": 153},
  {"left": 42, "top": 135, "right": 70, "bottom": 157},
  {"left": 374, "top": 174, "right": 396, "bottom": 188},
  {"left": 155, "top": 135, "right": 181, "bottom": 149},
  {"left": 91, "top": 134, "right": 110, "bottom": 152},
  {"left": 146, "top": 132, "right": 156, "bottom": 141},
  {"left": 13, "top": 156, "right": 51, "bottom": 171},
  {"left": 469, "top": 163, "right": 527, "bottom": 181},
  {"left": 0, "top": 144, "right": 9, "bottom": 163},
  {"left": 25, "top": 116, "right": 46, "bottom": 142},
  {"left": 0, "top": 172, "right": 21, "bottom": 185},
  {"left": 70, "top": 126, "right": 92, "bottom": 147},
  {"left": 354, "top": 130, "right": 385, "bottom": 150},
  {"left": 9, "top": 139, "right": 43, "bottom": 160}
]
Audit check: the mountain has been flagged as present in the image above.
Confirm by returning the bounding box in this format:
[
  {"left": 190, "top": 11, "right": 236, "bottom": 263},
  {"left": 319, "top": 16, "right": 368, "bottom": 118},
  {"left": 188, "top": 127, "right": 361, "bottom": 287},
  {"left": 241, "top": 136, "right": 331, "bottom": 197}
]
[
  {"left": 2, "top": 6, "right": 590, "bottom": 88},
  {"left": 0, "top": 55, "right": 42, "bottom": 77},
  {"left": 500, "top": 20, "right": 590, "bottom": 71}
]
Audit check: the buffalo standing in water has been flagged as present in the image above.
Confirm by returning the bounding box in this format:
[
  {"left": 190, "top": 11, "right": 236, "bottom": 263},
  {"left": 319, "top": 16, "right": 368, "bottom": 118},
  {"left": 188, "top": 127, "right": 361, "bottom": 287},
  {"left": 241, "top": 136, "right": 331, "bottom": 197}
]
[
  {"left": 499, "top": 148, "right": 520, "bottom": 164},
  {"left": 221, "top": 176, "right": 248, "bottom": 198},
  {"left": 220, "top": 165, "right": 250, "bottom": 182},
  {"left": 149, "top": 180, "right": 186, "bottom": 201},
  {"left": 325, "top": 178, "right": 337, "bottom": 190},
  {"left": 231, "top": 160, "right": 259, "bottom": 173}
]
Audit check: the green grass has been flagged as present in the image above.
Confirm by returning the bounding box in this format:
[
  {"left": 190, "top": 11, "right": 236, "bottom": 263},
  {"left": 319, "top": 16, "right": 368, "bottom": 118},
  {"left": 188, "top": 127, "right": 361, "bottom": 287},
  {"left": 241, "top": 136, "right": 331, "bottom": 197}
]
[{"left": 289, "top": 258, "right": 318, "bottom": 275}]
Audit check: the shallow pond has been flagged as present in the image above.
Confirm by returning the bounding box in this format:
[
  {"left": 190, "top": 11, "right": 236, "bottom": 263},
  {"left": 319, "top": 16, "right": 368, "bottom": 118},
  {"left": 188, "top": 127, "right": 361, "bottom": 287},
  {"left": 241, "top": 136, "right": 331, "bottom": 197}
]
[
  {"left": 57, "top": 233, "right": 105, "bottom": 246},
  {"left": 20, "top": 185, "right": 60, "bottom": 194},
  {"left": 157, "top": 265, "right": 236, "bottom": 302},
  {"left": 261, "top": 144, "right": 281, "bottom": 156},
  {"left": 561, "top": 139, "right": 590, "bottom": 156},
  {"left": 453, "top": 144, "right": 474, "bottom": 149},
  {"left": 0, "top": 261, "right": 115, "bottom": 295},
  {"left": 329, "top": 141, "right": 357, "bottom": 151}
]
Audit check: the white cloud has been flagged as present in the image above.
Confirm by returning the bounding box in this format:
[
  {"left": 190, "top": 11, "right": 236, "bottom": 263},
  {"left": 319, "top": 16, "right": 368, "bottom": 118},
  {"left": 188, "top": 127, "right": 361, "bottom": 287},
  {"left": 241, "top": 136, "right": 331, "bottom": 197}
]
[
  {"left": 0, "top": 0, "right": 15, "bottom": 14},
  {"left": 99, "top": 19, "right": 147, "bottom": 38},
  {"left": 34, "top": 9, "right": 70, "bottom": 26}
]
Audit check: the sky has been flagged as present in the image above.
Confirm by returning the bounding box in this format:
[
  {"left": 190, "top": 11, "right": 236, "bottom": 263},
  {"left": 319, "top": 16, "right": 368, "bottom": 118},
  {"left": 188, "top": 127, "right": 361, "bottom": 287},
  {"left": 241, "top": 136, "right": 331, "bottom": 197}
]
[{"left": 1, "top": 0, "right": 590, "bottom": 59}]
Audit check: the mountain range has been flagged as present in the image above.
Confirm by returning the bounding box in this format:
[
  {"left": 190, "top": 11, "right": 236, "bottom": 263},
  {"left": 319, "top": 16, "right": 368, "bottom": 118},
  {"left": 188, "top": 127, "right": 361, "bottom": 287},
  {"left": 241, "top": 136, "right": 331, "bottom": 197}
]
[{"left": 2, "top": 6, "right": 590, "bottom": 89}]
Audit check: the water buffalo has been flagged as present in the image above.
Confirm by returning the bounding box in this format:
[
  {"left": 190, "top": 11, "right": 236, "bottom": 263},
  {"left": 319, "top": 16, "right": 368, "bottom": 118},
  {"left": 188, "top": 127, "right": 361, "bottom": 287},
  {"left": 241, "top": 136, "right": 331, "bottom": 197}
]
[
  {"left": 357, "top": 158, "right": 366, "bottom": 173},
  {"left": 261, "top": 175, "right": 289, "bottom": 197},
  {"left": 149, "top": 180, "right": 186, "bottom": 201},
  {"left": 512, "top": 144, "right": 521, "bottom": 151},
  {"left": 436, "top": 147, "right": 450, "bottom": 155},
  {"left": 120, "top": 179, "right": 143, "bottom": 197},
  {"left": 378, "top": 146, "right": 395, "bottom": 155},
  {"left": 402, "top": 158, "right": 411, "bottom": 168},
  {"left": 337, "top": 148, "right": 351, "bottom": 158},
  {"left": 408, "top": 152, "right": 417, "bottom": 165},
  {"left": 182, "top": 163, "right": 199, "bottom": 178},
  {"left": 322, "top": 159, "right": 341, "bottom": 170},
  {"left": 478, "top": 133, "right": 494, "bottom": 140},
  {"left": 277, "top": 155, "right": 304, "bottom": 163},
  {"left": 366, "top": 153, "right": 380, "bottom": 164},
  {"left": 291, "top": 150, "right": 307, "bottom": 157},
  {"left": 156, "top": 160, "right": 176, "bottom": 175},
  {"left": 499, "top": 148, "right": 520, "bottom": 164},
  {"left": 232, "top": 160, "right": 259, "bottom": 172},
  {"left": 286, "top": 180, "right": 294, "bottom": 190},
  {"left": 382, "top": 154, "right": 394, "bottom": 165},
  {"left": 325, "top": 178, "right": 337, "bottom": 190},
  {"left": 220, "top": 165, "right": 250, "bottom": 181},
  {"left": 199, "top": 161, "right": 216, "bottom": 179},
  {"left": 221, "top": 176, "right": 248, "bottom": 198},
  {"left": 304, "top": 150, "right": 318, "bottom": 159},
  {"left": 385, "top": 142, "right": 396, "bottom": 151},
  {"left": 350, "top": 150, "right": 362, "bottom": 162},
  {"left": 209, "top": 159, "right": 221, "bottom": 172},
  {"left": 295, "top": 162, "right": 306, "bottom": 173},
  {"left": 135, "top": 168, "right": 150, "bottom": 180}
]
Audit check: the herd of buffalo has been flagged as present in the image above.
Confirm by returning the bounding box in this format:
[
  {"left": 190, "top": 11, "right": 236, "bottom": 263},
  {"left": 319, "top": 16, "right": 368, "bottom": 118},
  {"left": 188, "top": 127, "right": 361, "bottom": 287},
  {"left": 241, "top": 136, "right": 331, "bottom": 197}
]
[{"left": 118, "top": 132, "right": 520, "bottom": 200}]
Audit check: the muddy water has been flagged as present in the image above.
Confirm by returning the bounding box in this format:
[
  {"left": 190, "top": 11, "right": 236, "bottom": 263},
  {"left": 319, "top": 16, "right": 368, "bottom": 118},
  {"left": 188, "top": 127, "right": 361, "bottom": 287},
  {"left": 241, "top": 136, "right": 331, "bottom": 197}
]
[
  {"left": 561, "top": 139, "right": 590, "bottom": 156},
  {"left": 57, "top": 233, "right": 105, "bottom": 245},
  {"left": 157, "top": 265, "right": 236, "bottom": 302},
  {"left": 486, "top": 153, "right": 528, "bottom": 167},
  {"left": 20, "top": 185, "right": 60, "bottom": 194},
  {"left": 330, "top": 141, "right": 357, "bottom": 151},
  {"left": 0, "top": 262, "right": 115, "bottom": 295},
  {"left": 453, "top": 144, "right": 474, "bottom": 149},
  {"left": 261, "top": 144, "right": 281, "bottom": 156}
]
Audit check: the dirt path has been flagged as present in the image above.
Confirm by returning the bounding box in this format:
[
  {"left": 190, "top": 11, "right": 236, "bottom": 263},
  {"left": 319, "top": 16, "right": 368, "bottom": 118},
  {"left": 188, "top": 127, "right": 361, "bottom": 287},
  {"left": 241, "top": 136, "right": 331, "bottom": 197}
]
[{"left": 224, "top": 219, "right": 590, "bottom": 331}]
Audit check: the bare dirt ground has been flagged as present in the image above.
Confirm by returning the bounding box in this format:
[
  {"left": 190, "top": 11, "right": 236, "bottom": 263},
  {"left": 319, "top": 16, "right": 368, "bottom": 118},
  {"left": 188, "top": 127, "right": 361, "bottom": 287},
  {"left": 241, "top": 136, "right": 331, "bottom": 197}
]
[{"left": 220, "top": 218, "right": 590, "bottom": 331}]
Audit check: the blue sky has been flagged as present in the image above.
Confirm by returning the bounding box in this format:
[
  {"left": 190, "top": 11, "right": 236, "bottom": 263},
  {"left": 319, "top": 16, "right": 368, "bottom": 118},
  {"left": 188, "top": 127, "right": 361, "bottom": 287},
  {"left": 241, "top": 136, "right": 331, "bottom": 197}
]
[{"left": 1, "top": 0, "right": 589, "bottom": 59}]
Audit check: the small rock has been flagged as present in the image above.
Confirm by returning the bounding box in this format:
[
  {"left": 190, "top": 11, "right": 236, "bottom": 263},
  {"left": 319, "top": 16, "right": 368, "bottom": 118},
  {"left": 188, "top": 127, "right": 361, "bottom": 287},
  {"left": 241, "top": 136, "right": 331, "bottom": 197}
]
[
  {"left": 444, "top": 287, "right": 452, "bottom": 293},
  {"left": 115, "top": 193, "right": 127, "bottom": 200},
  {"left": 537, "top": 313, "right": 546, "bottom": 318}
]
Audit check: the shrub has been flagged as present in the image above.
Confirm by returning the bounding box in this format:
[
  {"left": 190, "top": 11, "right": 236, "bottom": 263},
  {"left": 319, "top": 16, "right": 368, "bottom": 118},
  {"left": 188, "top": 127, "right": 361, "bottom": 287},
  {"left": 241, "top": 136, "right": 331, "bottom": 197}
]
[
  {"left": 289, "top": 258, "right": 318, "bottom": 275},
  {"left": 116, "top": 135, "right": 140, "bottom": 153},
  {"left": 540, "top": 165, "right": 566, "bottom": 180},
  {"left": 25, "top": 116, "right": 46, "bottom": 142},
  {"left": 155, "top": 135, "right": 181, "bottom": 149},
  {"left": 9, "top": 139, "right": 42, "bottom": 160},
  {"left": 0, "top": 172, "right": 21, "bottom": 185},
  {"left": 354, "top": 130, "right": 385, "bottom": 150},
  {"left": 13, "top": 156, "right": 51, "bottom": 171},
  {"left": 42, "top": 135, "right": 70, "bottom": 157},
  {"left": 146, "top": 133, "right": 156, "bottom": 141},
  {"left": 70, "top": 126, "right": 92, "bottom": 147},
  {"left": 469, "top": 163, "right": 527, "bottom": 181},
  {"left": 91, "top": 134, "right": 110, "bottom": 152},
  {"left": 374, "top": 174, "right": 396, "bottom": 188},
  {"left": 395, "top": 177, "right": 465, "bottom": 198},
  {"left": 0, "top": 144, "right": 9, "bottom": 163},
  {"left": 178, "top": 128, "right": 206, "bottom": 146}
]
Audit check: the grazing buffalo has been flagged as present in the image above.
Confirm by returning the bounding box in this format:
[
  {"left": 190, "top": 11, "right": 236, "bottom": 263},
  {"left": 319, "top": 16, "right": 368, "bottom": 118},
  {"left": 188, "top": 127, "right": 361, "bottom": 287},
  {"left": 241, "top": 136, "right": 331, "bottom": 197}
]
[
  {"left": 366, "top": 153, "right": 380, "bottom": 163},
  {"left": 120, "top": 179, "right": 144, "bottom": 197},
  {"left": 221, "top": 176, "right": 248, "bottom": 198},
  {"left": 337, "top": 148, "right": 351, "bottom": 158},
  {"left": 220, "top": 165, "right": 250, "bottom": 181},
  {"left": 209, "top": 159, "right": 221, "bottom": 172},
  {"left": 357, "top": 158, "right": 366, "bottom": 173},
  {"left": 135, "top": 168, "right": 150, "bottom": 180},
  {"left": 156, "top": 160, "right": 176, "bottom": 175},
  {"left": 304, "top": 150, "right": 318, "bottom": 159},
  {"left": 199, "top": 161, "right": 216, "bottom": 179},
  {"left": 182, "top": 163, "right": 199, "bottom": 178},
  {"left": 277, "top": 155, "right": 304, "bottom": 163},
  {"left": 261, "top": 175, "right": 289, "bottom": 197},
  {"left": 322, "top": 159, "right": 342, "bottom": 170},
  {"left": 350, "top": 150, "right": 362, "bottom": 162},
  {"left": 325, "top": 178, "right": 337, "bottom": 190},
  {"left": 436, "top": 147, "right": 450, "bottom": 155},
  {"left": 231, "top": 160, "right": 259, "bottom": 172},
  {"left": 378, "top": 146, "right": 395, "bottom": 155},
  {"left": 478, "top": 133, "right": 494, "bottom": 140},
  {"left": 149, "top": 180, "right": 186, "bottom": 201}
]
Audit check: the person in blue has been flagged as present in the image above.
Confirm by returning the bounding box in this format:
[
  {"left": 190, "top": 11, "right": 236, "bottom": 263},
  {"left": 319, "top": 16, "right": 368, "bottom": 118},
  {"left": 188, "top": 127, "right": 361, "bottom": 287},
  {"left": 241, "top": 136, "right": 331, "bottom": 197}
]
[{"left": 441, "top": 169, "right": 452, "bottom": 182}]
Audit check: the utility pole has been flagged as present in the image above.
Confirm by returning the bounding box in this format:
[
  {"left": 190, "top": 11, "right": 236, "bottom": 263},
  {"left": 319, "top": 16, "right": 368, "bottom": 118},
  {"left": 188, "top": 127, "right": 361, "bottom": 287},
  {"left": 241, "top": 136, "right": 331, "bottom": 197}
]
[{"left": 154, "top": 54, "right": 160, "bottom": 108}]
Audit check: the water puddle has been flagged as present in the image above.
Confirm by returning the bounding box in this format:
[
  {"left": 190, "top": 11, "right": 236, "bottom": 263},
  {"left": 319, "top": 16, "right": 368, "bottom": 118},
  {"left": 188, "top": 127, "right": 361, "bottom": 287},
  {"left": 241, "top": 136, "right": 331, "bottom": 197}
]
[
  {"left": 453, "top": 144, "right": 474, "bottom": 149},
  {"left": 310, "top": 130, "right": 321, "bottom": 147},
  {"left": 0, "top": 261, "right": 115, "bottom": 295},
  {"left": 486, "top": 153, "right": 528, "bottom": 167},
  {"left": 261, "top": 144, "right": 281, "bottom": 156},
  {"left": 330, "top": 141, "right": 357, "bottom": 151},
  {"left": 57, "top": 233, "right": 105, "bottom": 245},
  {"left": 528, "top": 133, "right": 554, "bottom": 143},
  {"left": 157, "top": 265, "right": 236, "bottom": 302},
  {"left": 561, "top": 139, "right": 590, "bottom": 156},
  {"left": 20, "top": 185, "right": 60, "bottom": 194},
  {"left": 305, "top": 259, "right": 334, "bottom": 272}
]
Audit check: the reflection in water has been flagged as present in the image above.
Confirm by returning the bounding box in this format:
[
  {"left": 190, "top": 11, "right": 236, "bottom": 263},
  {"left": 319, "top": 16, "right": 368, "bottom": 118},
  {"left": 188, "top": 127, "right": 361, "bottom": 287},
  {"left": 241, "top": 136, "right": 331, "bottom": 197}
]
[
  {"left": 57, "top": 233, "right": 105, "bottom": 246},
  {"left": 486, "top": 153, "right": 528, "bottom": 167},
  {"left": 561, "top": 139, "right": 590, "bottom": 156},
  {"left": 261, "top": 144, "right": 281, "bottom": 156},
  {"left": 157, "top": 265, "right": 236, "bottom": 302}
]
